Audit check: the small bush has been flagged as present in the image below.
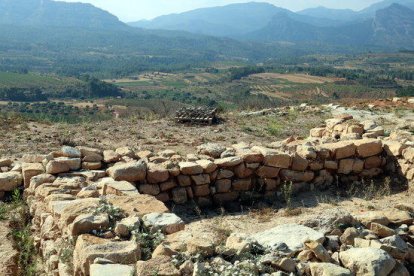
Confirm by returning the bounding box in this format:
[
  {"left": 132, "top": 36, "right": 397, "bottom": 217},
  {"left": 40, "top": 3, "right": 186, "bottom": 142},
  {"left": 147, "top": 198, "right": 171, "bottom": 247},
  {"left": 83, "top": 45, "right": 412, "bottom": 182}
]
[
  {"left": 0, "top": 203, "right": 8, "bottom": 220},
  {"left": 133, "top": 229, "right": 165, "bottom": 261},
  {"left": 266, "top": 119, "right": 283, "bottom": 136},
  {"left": 94, "top": 199, "right": 125, "bottom": 226},
  {"left": 12, "top": 226, "right": 37, "bottom": 276}
]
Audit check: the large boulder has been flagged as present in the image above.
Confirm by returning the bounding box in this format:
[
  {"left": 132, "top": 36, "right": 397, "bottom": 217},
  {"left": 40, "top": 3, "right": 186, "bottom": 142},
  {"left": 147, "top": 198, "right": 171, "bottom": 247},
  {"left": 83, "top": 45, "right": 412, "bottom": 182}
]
[
  {"left": 107, "top": 161, "right": 147, "bottom": 182},
  {"left": 214, "top": 156, "right": 243, "bottom": 167},
  {"left": 370, "top": 222, "right": 395, "bottom": 238},
  {"left": 77, "top": 146, "right": 103, "bottom": 162},
  {"left": 61, "top": 146, "right": 81, "bottom": 158},
  {"left": 146, "top": 164, "right": 170, "bottom": 184},
  {"left": 22, "top": 163, "right": 44, "bottom": 188},
  {"left": 69, "top": 213, "right": 110, "bottom": 236},
  {"left": 223, "top": 233, "right": 253, "bottom": 256},
  {"left": 0, "top": 171, "right": 23, "bottom": 191},
  {"left": 252, "top": 146, "right": 291, "bottom": 168},
  {"left": 58, "top": 198, "right": 101, "bottom": 228},
  {"left": 354, "top": 139, "right": 383, "bottom": 158},
  {"left": 309, "top": 262, "right": 352, "bottom": 276},
  {"left": 339, "top": 248, "right": 396, "bottom": 276},
  {"left": 235, "top": 148, "right": 264, "bottom": 163},
  {"left": 90, "top": 264, "right": 135, "bottom": 276},
  {"left": 280, "top": 170, "right": 314, "bottom": 182},
  {"left": 28, "top": 174, "right": 56, "bottom": 191},
  {"left": 382, "top": 210, "right": 413, "bottom": 226},
  {"left": 354, "top": 211, "right": 390, "bottom": 228},
  {"left": 107, "top": 195, "right": 168, "bottom": 217},
  {"left": 115, "top": 147, "right": 136, "bottom": 158},
  {"left": 252, "top": 224, "right": 325, "bottom": 252},
  {"left": 383, "top": 141, "right": 407, "bottom": 157},
  {"left": 115, "top": 216, "right": 141, "bottom": 238},
  {"left": 196, "top": 160, "right": 217, "bottom": 174},
  {"left": 320, "top": 141, "right": 356, "bottom": 160},
  {"left": 98, "top": 178, "right": 139, "bottom": 196},
  {"left": 73, "top": 234, "right": 141, "bottom": 275},
  {"left": 142, "top": 212, "right": 185, "bottom": 234},
  {"left": 256, "top": 166, "right": 280, "bottom": 178},
  {"left": 179, "top": 162, "right": 203, "bottom": 175},
  {"left": 197, "top": 143, "right": 226, "bottom": 158},
  {"left": 136, "top": 256, "right": 180, "bottom": 276},
  {"left": 46, "top": 158, "right": 81, "bottom": 174},
  {"left": 103, "top": 150, "right": 121, "bottom": 163}
]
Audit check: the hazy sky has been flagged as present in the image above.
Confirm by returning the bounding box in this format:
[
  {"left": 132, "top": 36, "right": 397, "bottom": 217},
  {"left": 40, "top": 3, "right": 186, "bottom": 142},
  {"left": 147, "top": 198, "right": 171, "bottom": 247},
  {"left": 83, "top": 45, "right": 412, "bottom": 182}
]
[{"left": 62, "top": 0, "right": 382, "bottom": 22}]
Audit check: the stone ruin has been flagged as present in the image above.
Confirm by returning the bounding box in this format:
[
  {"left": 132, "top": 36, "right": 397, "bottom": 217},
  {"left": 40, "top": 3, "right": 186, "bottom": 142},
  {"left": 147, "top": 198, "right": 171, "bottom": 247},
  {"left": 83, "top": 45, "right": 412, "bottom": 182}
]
[
  {"left": 175, "top": 107, "right": 217, "bottom": 125},
  {"left": 0, "top": 115, "right": 413, "bottom": 275}
]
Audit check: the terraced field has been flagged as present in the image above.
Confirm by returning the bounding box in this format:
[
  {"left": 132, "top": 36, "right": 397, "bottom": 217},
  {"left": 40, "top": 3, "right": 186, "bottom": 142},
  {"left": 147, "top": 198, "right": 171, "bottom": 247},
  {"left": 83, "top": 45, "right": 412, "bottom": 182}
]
[{"left": 251, "top": 72, "right": 341, "bottom": 84}]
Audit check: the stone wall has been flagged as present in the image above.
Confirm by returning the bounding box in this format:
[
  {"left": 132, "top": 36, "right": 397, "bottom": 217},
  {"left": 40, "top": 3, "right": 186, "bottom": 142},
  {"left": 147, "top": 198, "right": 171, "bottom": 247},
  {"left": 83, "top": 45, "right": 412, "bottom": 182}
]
[
  {"left": 0, "top": 117, "right": 413, "bottom": 206},
  {"left": 0, "top": 115, "right": 413, "bottom": 275}
]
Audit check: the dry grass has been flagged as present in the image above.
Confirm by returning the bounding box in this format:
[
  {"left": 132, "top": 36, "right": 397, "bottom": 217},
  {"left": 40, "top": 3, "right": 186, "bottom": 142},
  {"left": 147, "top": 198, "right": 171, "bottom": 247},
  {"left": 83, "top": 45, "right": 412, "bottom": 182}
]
[{"left": 252, "top": 73, "right": 341, "bottom": 84}]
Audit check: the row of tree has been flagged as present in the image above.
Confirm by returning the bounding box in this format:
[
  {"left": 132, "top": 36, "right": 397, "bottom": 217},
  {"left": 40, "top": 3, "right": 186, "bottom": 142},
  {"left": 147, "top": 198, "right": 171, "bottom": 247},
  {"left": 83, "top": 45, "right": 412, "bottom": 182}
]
[{"left": 0, "top": 78, "right": 122, "bottom": 102}]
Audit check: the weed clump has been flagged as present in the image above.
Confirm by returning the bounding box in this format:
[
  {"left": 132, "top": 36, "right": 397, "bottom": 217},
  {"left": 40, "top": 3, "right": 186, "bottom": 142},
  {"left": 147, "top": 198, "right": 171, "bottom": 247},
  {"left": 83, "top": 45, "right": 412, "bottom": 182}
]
[{"left": 7, "top": 189, "right": 38, "bottom": 276}]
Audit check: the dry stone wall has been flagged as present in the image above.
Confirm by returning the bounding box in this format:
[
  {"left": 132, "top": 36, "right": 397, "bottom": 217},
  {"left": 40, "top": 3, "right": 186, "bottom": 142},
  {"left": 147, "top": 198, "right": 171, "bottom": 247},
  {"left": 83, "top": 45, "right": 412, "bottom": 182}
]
[
  {"left": 0, "top": 115, "right": 413, "bottom": 275},
  {"left": 0, "top": 116, "right": 413, "bottom": 206}
]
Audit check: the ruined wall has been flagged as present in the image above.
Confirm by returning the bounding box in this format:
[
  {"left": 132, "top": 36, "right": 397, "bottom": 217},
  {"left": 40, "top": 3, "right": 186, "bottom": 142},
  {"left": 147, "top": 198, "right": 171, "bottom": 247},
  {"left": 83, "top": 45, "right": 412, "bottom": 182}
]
[
  {"left": 1, "top": 115, "right": 413, "bottom": 206},
  {"left": 0, "top": 116, "right": 413, "bottom": 275}
]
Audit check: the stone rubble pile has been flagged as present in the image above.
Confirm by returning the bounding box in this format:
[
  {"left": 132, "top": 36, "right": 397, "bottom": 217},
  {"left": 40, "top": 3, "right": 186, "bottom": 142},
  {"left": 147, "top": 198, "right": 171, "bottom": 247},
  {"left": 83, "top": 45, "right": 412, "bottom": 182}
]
[
  {"left": 0, "top": 115, "right": 413, "bottom": 275},
  {"left": 150, "top": 208, "right": 413, "bottom": 276},
  {"left": 392, "top": 97, "right": 414, "bottom": 105},
  {"left": 240, "top": 104, "right": 323, "bottom": 117}
]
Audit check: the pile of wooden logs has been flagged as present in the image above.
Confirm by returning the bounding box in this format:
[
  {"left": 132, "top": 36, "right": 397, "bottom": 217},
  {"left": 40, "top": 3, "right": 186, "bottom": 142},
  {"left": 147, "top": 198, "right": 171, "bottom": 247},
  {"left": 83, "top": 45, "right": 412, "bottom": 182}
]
[{"left": 175, "top": 107, "right": 217, "bottom": 125}]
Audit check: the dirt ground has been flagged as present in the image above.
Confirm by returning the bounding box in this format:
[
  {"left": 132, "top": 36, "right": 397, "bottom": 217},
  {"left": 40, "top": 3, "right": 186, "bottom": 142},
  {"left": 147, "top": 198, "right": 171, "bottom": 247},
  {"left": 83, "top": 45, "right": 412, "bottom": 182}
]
[
  {"left": 251, "top": 73, "right": 342, "bottom": 84},
  {"left": 2, "top": 101, "right": 413, "bottom": 159},
  {"left": 0, "top": 109, "right": 329, "bottom": 158},
  {"left": 171, "top": 183, "right": 414, "bottom": 241}
]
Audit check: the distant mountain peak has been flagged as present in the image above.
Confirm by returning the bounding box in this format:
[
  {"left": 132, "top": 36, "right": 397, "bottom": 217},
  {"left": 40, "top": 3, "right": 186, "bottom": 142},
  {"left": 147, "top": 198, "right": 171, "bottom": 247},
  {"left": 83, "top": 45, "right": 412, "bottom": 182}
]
[{"left": 0, "top": 0, "right": 126, "bottom": 29}]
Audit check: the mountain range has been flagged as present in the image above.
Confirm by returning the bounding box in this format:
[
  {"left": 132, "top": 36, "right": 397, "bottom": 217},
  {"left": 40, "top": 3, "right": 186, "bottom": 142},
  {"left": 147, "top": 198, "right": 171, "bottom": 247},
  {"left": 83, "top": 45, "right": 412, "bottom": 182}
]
[
  {"left": 130, "top": 0, "right": 414, "bottom": 49},
  {"left": 0, "top": 0, "right": 126, "bottom": 29},
  {"left": 0, "top": 0, "right": 413, "bottom": 76}
]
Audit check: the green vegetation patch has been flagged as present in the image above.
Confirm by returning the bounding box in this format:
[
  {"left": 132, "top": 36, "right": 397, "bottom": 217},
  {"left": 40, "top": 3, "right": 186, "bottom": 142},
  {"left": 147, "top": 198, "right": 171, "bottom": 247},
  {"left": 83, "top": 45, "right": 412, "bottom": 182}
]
[
  {"left": 0, "top": 101, "right": 113, "bottom": 123},
  {"left": 0, "top": 71, "right": 82, "bottom": 90}
]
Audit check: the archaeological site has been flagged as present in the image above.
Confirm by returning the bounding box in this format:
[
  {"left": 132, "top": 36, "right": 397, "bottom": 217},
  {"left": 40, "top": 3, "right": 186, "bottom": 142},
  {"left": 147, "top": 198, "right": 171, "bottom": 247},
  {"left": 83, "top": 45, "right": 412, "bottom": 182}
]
[{"left": 1, "top": 100, "right": 414, "bottom": 276}]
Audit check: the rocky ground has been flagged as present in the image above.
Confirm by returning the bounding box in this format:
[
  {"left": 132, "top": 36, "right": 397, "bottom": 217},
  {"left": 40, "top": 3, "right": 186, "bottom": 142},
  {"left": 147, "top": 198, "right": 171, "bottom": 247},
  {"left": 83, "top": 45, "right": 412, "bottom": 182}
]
[
  {"left": 0, "top": 98, "right": 413, "bottom": 276},
  {"left": 0, "top": 105, "right": 331, "bottom": 158}
]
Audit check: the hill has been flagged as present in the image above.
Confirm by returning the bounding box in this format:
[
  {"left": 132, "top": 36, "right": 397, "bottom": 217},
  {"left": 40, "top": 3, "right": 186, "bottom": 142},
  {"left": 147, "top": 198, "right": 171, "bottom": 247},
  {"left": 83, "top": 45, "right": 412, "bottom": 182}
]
[
  {"left": 129, "top": 1, "right": 414, "bottom": 50},
  {"left": 129, "top": 2, "right": 289, "bottom": 37},
  {"left": 0, "top": 0, "right": 305, "bottom": 76},
  {"left": 1, "top": 0, "right": 413, "bottom": 77},
  {"left": 359, "top": 0, "right": 414, "bottom": 15},
  {"left": 246, "top": 4, "right": 414, "bottom": 49},
  {"left": 372, "top": 4, "right": 414, "bottom": 48},
  {"left": 298, "top": 6, "right": 359, "bottom": 22},
  {"left": 0, "top": 0, "right": 126, "bottom": 29},
  {"left": 299, "top": 0, "right": 414, "bottom": 21}
]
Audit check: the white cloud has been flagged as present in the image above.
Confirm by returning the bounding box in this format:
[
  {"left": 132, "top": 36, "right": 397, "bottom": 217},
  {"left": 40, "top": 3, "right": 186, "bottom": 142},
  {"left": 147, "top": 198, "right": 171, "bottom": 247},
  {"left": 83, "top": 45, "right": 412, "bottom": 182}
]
[{"left": 61, "top": 0, "right": 382, "bottom": 22}]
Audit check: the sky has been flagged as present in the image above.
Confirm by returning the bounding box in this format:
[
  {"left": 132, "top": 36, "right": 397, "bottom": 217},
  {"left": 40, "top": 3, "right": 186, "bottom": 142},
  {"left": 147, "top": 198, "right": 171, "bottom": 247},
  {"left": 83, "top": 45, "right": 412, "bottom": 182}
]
[{"left": 62, "top": 0, "right": 383, "bottom": 22}]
